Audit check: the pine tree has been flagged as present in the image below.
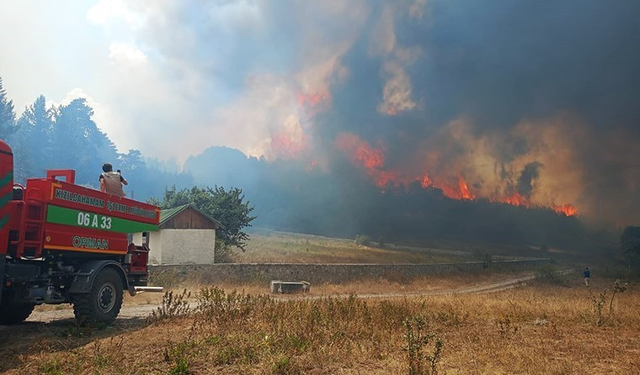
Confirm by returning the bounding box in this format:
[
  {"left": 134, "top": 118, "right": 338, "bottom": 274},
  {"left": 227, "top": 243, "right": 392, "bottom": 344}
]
[
  {"left": 9, "top": 95, "right": 55, "bottom": 181},
  {"left": 53, "top": 98, "right": 118, "bottom": 183},
  {"left": 0, "top": 77, "right": 17, "bottom": 138}
]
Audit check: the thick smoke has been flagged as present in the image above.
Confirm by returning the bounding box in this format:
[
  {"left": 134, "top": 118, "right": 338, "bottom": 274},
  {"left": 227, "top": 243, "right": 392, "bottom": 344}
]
[
  {"left": 516, "top": 162, "right": 541, "bottom": 198},
  {"left": 122, "top": 0, "right": 640, "bottom": 227}
]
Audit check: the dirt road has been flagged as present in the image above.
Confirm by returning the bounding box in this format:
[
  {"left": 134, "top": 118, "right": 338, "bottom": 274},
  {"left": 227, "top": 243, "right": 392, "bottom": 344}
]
[{"left": 15, "top": 272, "right": 536, "bottom": 324}]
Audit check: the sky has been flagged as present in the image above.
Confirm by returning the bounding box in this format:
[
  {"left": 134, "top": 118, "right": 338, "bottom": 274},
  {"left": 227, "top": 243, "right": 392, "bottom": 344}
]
[
  {"left": 1, "top": 0, "right": 639, "bottom": 225},
  {"left": 0, "top": 0, "right": 373, "bottom": 162}
]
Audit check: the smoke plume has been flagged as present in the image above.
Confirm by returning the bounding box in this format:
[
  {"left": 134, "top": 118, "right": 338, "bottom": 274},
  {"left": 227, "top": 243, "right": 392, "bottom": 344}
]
[{"left": 110, "top": 0, "right": 640, "bottom": 227}]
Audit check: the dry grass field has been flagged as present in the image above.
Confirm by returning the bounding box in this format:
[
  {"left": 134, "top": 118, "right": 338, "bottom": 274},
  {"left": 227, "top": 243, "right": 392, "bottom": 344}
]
[
  {"left": 1, "top": 231, "right": 637, "bottom": 374},
  {"left": 2, "top": 278, "right": 638, "bottom": 375},
  {"left": 235, "top": 228, "right": 535, "bottom": 264}
]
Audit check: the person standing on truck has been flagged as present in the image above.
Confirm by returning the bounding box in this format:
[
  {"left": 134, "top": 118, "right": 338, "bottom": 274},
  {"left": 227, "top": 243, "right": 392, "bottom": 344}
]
[{"left": 99, "top": 163, "right": 128, "bottom": 197}]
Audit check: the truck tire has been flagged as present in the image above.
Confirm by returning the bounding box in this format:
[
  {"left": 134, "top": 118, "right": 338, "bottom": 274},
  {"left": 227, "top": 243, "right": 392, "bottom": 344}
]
[
  {"left": 73, "top": 267, "right": 123, "bottom": 325},
  {"left": 0, "top": 302, "right": 35, "bottom": 324}
]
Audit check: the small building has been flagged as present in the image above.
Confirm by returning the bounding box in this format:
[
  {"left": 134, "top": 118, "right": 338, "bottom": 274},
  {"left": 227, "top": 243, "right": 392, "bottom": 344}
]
[{"left": 133, "top": 204, "right": 222, "bottom": 265}]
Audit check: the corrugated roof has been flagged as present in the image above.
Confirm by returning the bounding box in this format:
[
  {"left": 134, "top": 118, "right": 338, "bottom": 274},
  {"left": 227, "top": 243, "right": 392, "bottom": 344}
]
[{"left": 159, "top": 204, "right": 223, "bottom": 228}]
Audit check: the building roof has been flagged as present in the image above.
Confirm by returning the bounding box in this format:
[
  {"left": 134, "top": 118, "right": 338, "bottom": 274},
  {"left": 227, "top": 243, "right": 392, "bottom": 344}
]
[{"left": 160, "top": 204, "right": 223, "bottom": 228}]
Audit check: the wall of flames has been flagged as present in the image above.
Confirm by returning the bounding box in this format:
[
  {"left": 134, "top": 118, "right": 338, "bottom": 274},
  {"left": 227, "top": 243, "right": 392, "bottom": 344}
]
[
  {"left": 254, "top": 80, "right": 640, "bottom": 226},
  {"left": 262, "top": 87, "right": 640, "bottom": 226},
  {"left": 333, "top": 116, "right": 584, "bottom": 217}
]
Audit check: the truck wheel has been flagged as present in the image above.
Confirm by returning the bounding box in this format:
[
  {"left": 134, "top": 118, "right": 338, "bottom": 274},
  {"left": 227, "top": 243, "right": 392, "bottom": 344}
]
[
  {"left": 0, "top": 302, "right": 35, "bottom": 324},
  {"left": 73, "top": 267, "right": 123, "bottom": 325}
]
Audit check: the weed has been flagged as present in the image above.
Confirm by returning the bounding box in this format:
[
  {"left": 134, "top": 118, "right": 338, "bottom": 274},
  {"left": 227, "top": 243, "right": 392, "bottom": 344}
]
[
  {"left": 279, "top": 334, "right": 311, "bottom": 353},
  {"left": 169, "top": 358, "right": 189, "bottom": 375},
  {"left": 91, "top": 340, "right": 108, "bottom": 369},
  {"left": 271, "top": 355, "right": 300, "bottom": 375},
  {"left": 165, "top": 339, "right": 198, "bottom": 374},
  {"left": 211, "top": 340, "right": 258, "bottom": 366},
  {"left": 148, "top": 289, "right": 192, "bottom": 323},
  {"left": 90, "top": 336, "right": 124, "bottom": 371},
  {"left": 496, "top": 314, "right": 519, "bottom": 337},
  {"left": 38, "top": 357, "right": 64, "bottom": 375},
  {"left": 196, "top": 286, "right": 271, "bottom": 325},
  {"left": 430, "top": 305, "right": 468, "bottom": 327},
  {"left": 534, "top": 265, "right": 567, "bottom": 286},
  {"left": 590, "top": 279, "right": 629, "bottom": 326},
  {"left": 57, "top": 321, "right": 106, "bottom": 338},
  {"left": 403, "top": 315, "right": 443, "bottom": 375}
]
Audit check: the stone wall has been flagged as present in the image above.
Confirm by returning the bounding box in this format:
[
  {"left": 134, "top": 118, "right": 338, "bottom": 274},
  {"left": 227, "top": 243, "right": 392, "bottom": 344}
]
[{"left": 149, "top": 258, "right": 551, "bottom": 286}]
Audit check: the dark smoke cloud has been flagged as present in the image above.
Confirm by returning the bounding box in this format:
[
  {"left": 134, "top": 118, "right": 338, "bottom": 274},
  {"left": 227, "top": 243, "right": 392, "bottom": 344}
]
[
  {"left": 133, "top": 0, "right": 640, "bottom": 226},
  {"left": 309, "top": 0, "right": 640, "bottom": 225},
  {"left": 516, "top": 162, "right": 541, "bottom": 198},
  {"left": 406, "top": 0, "right": 640, "bottom": 131}
]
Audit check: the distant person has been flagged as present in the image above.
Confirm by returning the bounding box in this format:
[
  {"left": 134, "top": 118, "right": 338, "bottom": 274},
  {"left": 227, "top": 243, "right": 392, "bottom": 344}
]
[
  {"left": 99, "top": 163, "right": 128, "bottom": 197},
  {"left": 583, "top": 267, "right": 591, "bottom": 287}
]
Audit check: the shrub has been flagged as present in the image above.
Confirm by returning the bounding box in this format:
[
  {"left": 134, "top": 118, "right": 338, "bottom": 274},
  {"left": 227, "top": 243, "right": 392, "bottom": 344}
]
[
  {"left": 215, "top": 239, "right": 236, "bottom": 263},
  {"left": 403, "top": 315, "right": 443, "bottom": 375},
  {"left": 355, "top": 235, "right": 371, "bottom": 246},
  {"left": 534, "top": 265, "right": 568, "bottom": 286},
  {"left": 148, "top": 289, "right": 192, "bottom": 323},
  {"left": 590, "top": 279, "right": 629, "bottom": 326}
]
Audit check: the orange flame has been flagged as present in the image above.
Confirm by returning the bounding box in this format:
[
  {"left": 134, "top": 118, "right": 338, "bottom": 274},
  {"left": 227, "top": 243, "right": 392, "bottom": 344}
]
[
  {"left": 336, "top": 133, "right": 399, "bottom": 188},
  {"left": 335, "top": 134, "right": 577, "bottom": 216},
  {"left": 553, "top": 204, "right": 578, "bottom": 216},
  {"left": 296, "top": 92, "right": 331, "bottom": 108},
  {"left": 271, "top": 132, "right": 307, "bottom": 160},
  {"left": 458, "top": 174, "right": 474, "bottom": 200},
  {"left": 268, "top": 91, "right": 332, "bottom": 161},
  {"left": 494, "top": 192, "right": 531, "bottom": 207},
  {"left": 421, "top": 174, "right": 432, "bottom": 188},
  {"left": 439, "top": 174, "right": 475, "bottom": 200},
  {"left": 335, "top": 133, "right": 384, "bottom": 169}
]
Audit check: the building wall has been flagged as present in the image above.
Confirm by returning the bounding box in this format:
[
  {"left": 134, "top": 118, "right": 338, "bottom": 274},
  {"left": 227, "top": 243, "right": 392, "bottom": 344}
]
[
  {"left": 162, "top": 208, "right": 218, "bottom": 229},
  {"left": 132, "top": 231, "right": 163, "bottom": 264},
  {"left": 133, "top": 229, "right": 216, "bottom": 265}
]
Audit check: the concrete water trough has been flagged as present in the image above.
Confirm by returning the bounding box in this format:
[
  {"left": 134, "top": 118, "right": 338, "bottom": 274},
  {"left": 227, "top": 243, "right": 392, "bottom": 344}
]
[{"left": 270, "top": 280, "right": 311, "bottom": 294}]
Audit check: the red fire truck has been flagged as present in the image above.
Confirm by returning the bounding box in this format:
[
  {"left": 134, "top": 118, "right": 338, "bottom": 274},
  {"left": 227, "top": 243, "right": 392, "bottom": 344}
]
[{"left": 0, "top": 139, "right": 160, "bottom": 324}]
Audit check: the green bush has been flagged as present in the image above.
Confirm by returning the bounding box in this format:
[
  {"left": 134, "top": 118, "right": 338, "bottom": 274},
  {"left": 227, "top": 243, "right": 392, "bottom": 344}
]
[
  {"left": 215, "top": 239, "right": 236, "bottom": 263},
  {"left": 355, "top": 235, "right": 371, "bottom": 246}
]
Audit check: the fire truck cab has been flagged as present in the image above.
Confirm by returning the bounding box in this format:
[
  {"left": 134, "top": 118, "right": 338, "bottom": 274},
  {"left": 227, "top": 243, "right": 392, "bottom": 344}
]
[{"left": 0, "top": 139, "right": 160, "bottom": 324}]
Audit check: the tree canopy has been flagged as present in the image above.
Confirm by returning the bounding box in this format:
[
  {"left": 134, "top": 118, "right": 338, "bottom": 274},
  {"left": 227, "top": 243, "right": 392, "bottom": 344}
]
[{"left": 1, "top": 78, "right": 194, "bottom": 200}]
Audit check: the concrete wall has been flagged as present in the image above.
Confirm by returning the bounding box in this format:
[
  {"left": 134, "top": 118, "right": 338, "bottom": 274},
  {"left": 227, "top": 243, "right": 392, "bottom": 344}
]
[
  {"left": 134, "top": 229, "right": 216, "bottom": 265},
  {"left": 149, "top": 258, "right": 551, "bottom": 285}
]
